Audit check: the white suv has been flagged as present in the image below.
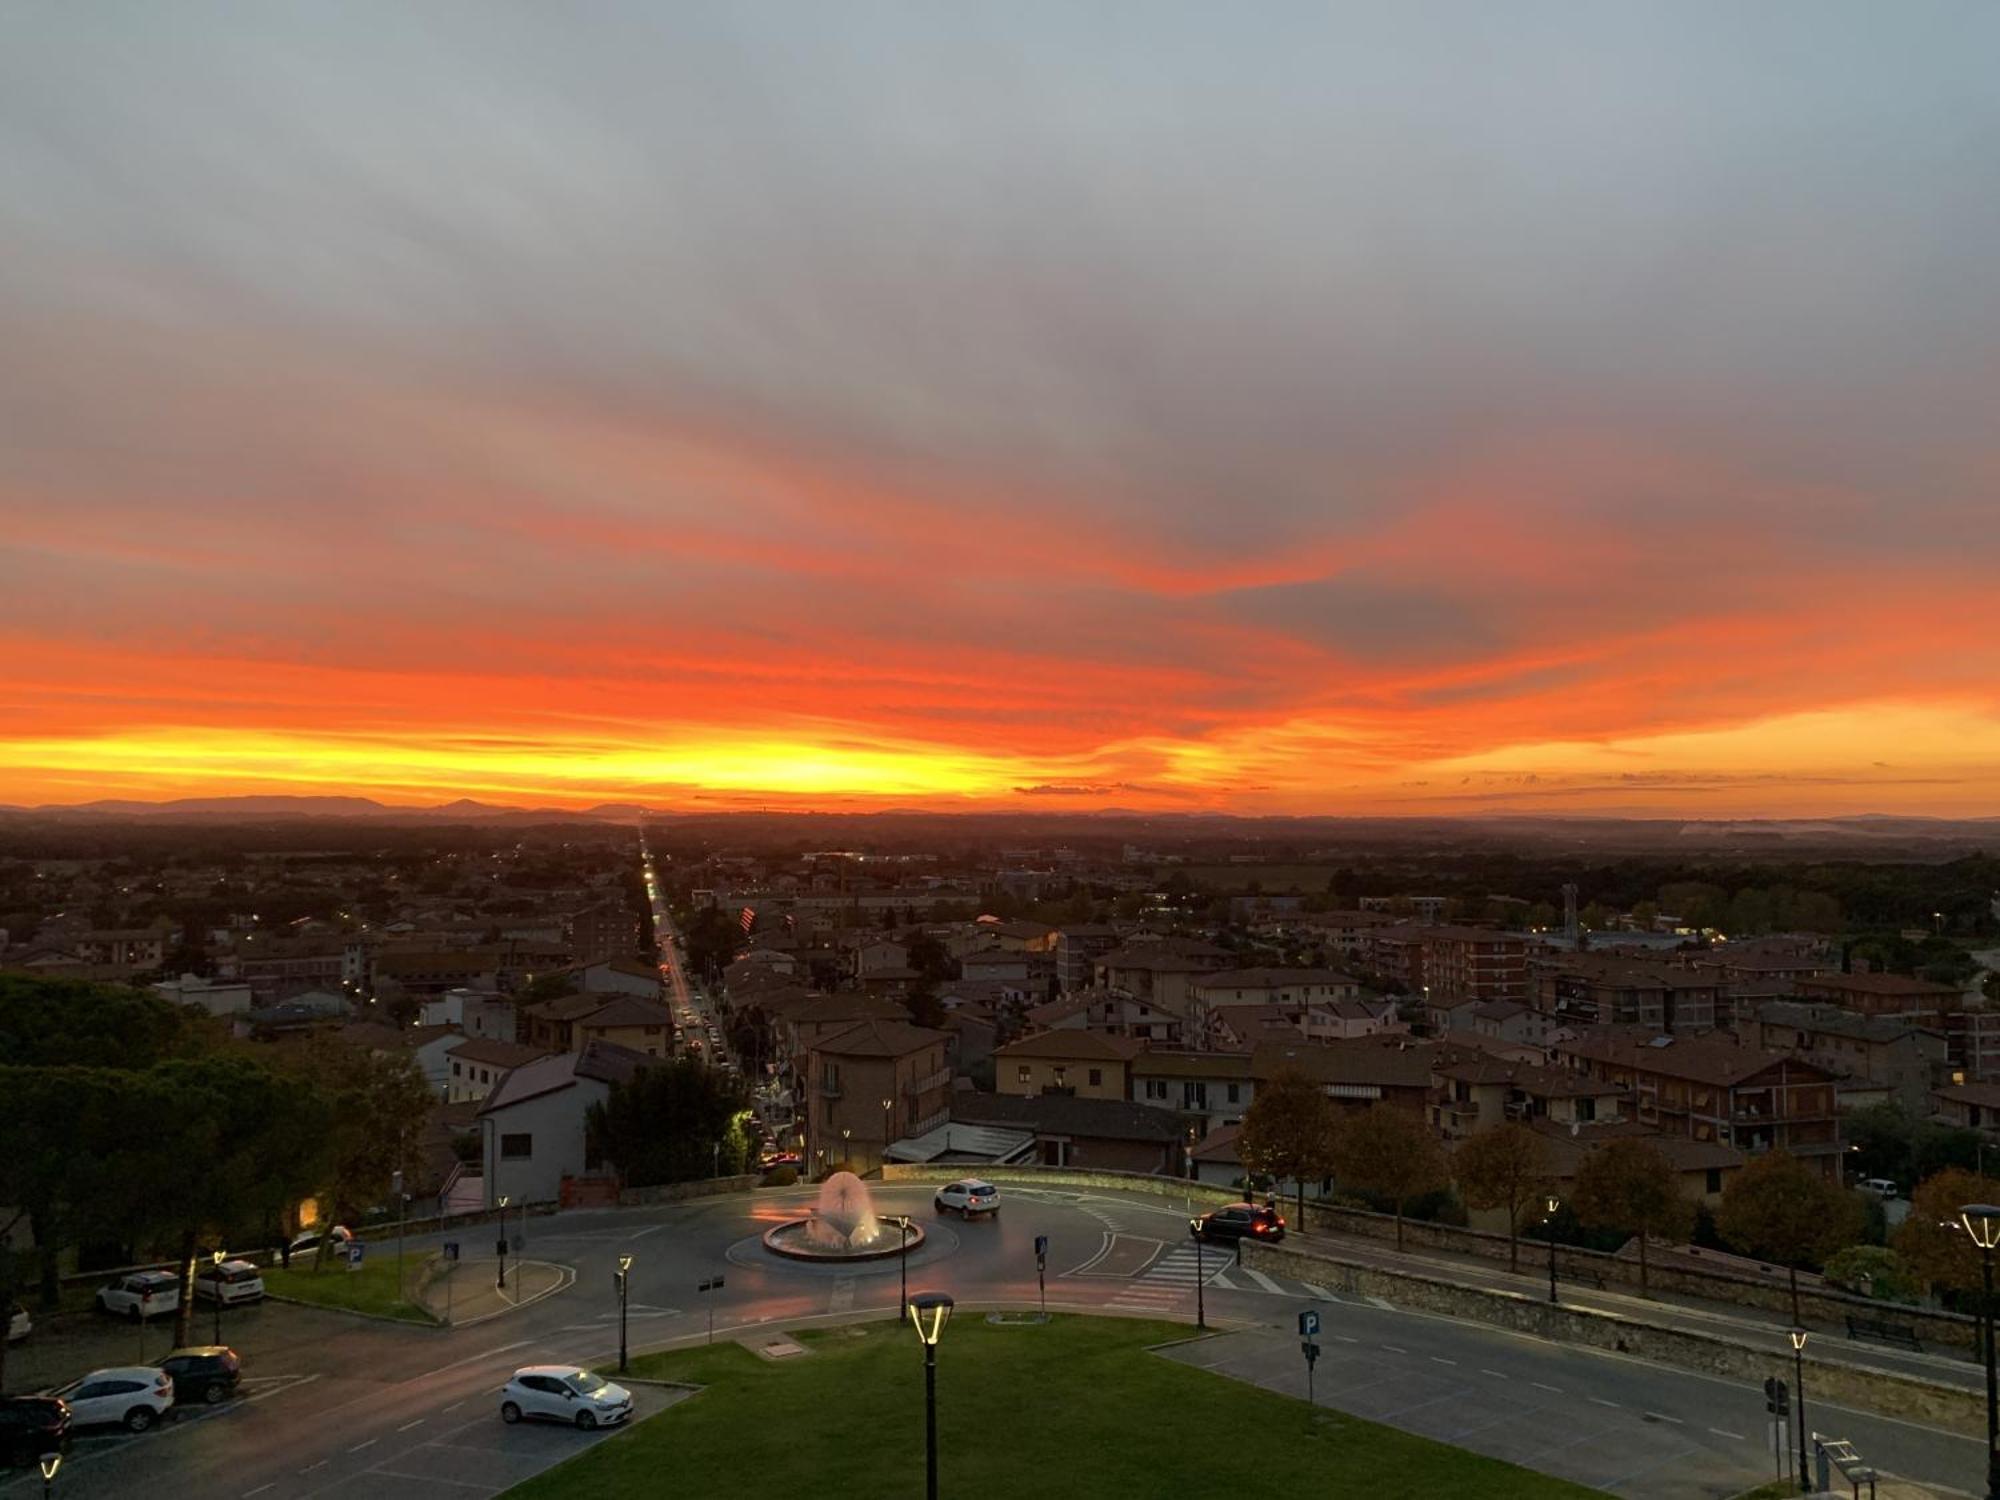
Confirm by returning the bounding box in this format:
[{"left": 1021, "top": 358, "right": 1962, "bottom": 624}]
[
  {"left": 97, "top": 1271, "right": 181, "bottom": 1321},
  {"left": 194, "top": 1259, "right": 266, "bottom": 1305},
  {"left": 934, "top": 1179, "right": 1001, "bottom": 1218},
  {"left": 5, "top": 1303, "right": 28, "bottom": 1342},
  {"left": 499, "top": 1366, "right": 633, "bottom": 1429},
  {"left": 47, "top": 1366, "right": 175, "bottom": 1433}
]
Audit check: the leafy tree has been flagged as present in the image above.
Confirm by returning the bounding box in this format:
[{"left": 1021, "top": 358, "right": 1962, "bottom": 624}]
[
  {"left": 1236, "top": 1072, "right": 1338, "bottom": 1227},
  {"left": 1895, "top": 1167, "right": 2000, "bottom": 1300},
  {"left": 270, "top": 1038, "right": 436, "bottom": 1252},
  {"left": 1843, "top": 1102, "right": 1916, "bottom": 1188},
  {"left": 1571, "top": 1138, "right": 1693, "bottom": 1294},
  {"left": 0, "top": 976, "right": 216, "bottom": 1068},
  {"left": 1454, "top": 1123, "right": 1555, "bottom": 1273},
  {"left": 906, "top": 930, "right": 957, "bottom": 987},
  {"left": 586, "top": 1057, "right": 749, "bottom": 1187},
  {"left": 1714, "top": 1151, "right": 1867, "bottom": 1322},
  {"left": 1330, "top": 1105, "right": 1449, "bottom": 1251},
  {"left": 1823, "top": 1245, "right": 1920, "bottom": 1304}
]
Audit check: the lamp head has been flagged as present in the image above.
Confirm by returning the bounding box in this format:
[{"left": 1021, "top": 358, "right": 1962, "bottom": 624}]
[
  {"left": 498, "top": 1194, "right": 509, "bottom": 1209},
  {"left": 1545, "top": 1194, "right": 1561, "bottom": 1216},
  {"left": 1960, "top": 1204, "right": 2000, "bottom": 1252},
  {"left": 1789, "top": 1326, "right": 1808, "bottom": 1352},
  {"left": 212, "top": 1248, "right": 226, "bottom": 1267},
  {"left": 617, "top": 1254, "right": 634, "bottom": 1273},
  {"left": 908, "top": 1290, "right": 955, "bottom": 1346},
  {"left": 39, "top": 1453, "right": 60, "bottom": 1481}
]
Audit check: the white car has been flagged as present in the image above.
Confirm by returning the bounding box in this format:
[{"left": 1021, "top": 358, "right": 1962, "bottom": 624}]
[
  {"left": 6, "top": 1303, "right": 28, "bottom": 1342},
  {"left": 47, "top": 1366, "right": 175, "bottom": 1433},
  {"left": 287, "top": 1224, "right": 354, "bottom": 1258},
  {"left": 1859, "top": 1177, "right": 1901, "bottom": 1199},
  {"left": 498, "top": 1366, "right": 633, "bottom": 1429},
  {"left": 97, "top": 1271, "right": 181, "bottom": 1321},
  {"left": 194, "top": 1259, "right": 266, "bottom": 1305},
  {"left": 934, "top": 1179, "right": 1001, "bottom": 1218}
]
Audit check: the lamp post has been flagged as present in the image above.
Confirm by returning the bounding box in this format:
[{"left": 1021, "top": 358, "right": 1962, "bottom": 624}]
[
  {"left": 38, "top": 1453, "right": 59, "bottom": 1500},
  {"left": 841, "top": 1127, "right": 852, "bottom": 1169},
  {"left": 616, "top": 1254, "right": 634, "bottom": 1374},
  {"left": 1188, "top": 1217, "right": 1207, "bottom": 1330},
  {"left": 496, "top": 1194, "right": 510, "bottom": 1291},
  {"left": 897, "top": 1214, "right": 911, "bottom": 1315},
  {"left": 908, "top": 1292, "right": 955, "bottom": 1500},
  {"left": 1186, "top": 1125, "right": 1197, "bottom": 1182},
  {"left": 1789, "top": 1327, "right": 1810, "bottom": 1494},
  {"left": 209, "top": 1249, "right": 225, "bottom": 1344},
  {"left": 1959, "top": 1204, "right": 2000, "bottom": 1500},
  {"left": 1545, "top": 1194, "right": 1561, "bottom": 1305},
  {"left": 882, "top": 1096, "right": 895, "bottom": 1171}
]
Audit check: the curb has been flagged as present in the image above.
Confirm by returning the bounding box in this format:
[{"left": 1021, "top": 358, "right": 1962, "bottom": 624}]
[
  {"left": 442, "top": 1260, "right": 576, "bottom": 1328},
  {"left": 262, "top": 1291, "right": 443, "bottom": 1330}
]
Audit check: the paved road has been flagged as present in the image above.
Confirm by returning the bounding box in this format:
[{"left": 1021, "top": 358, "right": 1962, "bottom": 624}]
[{"left": 5, "top": 1182, "right": 1977, "bottom": 1499}]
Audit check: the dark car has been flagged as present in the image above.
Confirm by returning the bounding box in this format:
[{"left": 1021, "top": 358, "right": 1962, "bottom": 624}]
[
  {"left": 157, "top": 1347, "right": 241, "bottom": 1406},
  {"left": 0, "top": 1396, "right": 70, "bottom": 1467},
  {"left": 1193, "top": 1203, "right": 1286, "bottom": 1244}
]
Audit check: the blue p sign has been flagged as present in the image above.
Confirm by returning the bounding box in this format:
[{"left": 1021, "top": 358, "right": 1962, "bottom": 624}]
[{"left": 1298, "top": 1310, "right": 1320, "bottom": 1338}]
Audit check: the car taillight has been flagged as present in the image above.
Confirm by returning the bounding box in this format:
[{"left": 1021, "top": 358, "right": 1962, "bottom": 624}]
[{"left": 1253, "top": 1222, "right": 1270, "bottom": 1233}]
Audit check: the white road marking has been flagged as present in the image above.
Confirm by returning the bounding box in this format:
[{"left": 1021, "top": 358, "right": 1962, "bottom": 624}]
[
  {"left": 243, "top": 1487, "right": 274, "bottom": 1498},
  {"left": 1481, "top": 1369, "right": 1508, "bottom": 1378},
  {"left": 348, "top": 1439, "right": 377, "bottom": 1453},
  {"left": 1380, "top": 1344, "right": 1407, "bottom": 1354},
  {"left": 1532, "top": 1382, "right": 1562, "bottom": 1393},
  {"left": 1588, "top": 1396, "right": 1620, "bottom": 1408},
  {"left": 397, "top": 1418, "right": 426, "bottom": 1432},
  {"left": 1304, "top": 1283, "right": 1332, "bottom": 1299},
  {"left": 300, "top": 1460, "right": 329, "bottom": 1473},
  {"left": 1430, "top": 1356, "right": 1458, "bottom": 1366},
  {"left": 1335, "top": 1335, "right": 1360, "bottom": 1344},
  {"left": 443, "top": 1401, "right": 466, "bottom": 1413},
  {"left": 1243, "top": 1267, "right": 1286, "bottom": 1294},
  {"left": 1708, "top": 1427, "right": 1747, "bottom": 1440},
  {"left": 1646, "top": 1412, "right": 1683, "bottom": 1425}
]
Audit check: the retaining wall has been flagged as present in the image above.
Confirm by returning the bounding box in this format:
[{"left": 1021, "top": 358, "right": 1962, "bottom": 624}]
[
  {"left": 618, "top": 1174, "right": 760, "bottom": 1207},
  {"left": 880, "top": 1163, "right": 1237, "bottom": 1208}
]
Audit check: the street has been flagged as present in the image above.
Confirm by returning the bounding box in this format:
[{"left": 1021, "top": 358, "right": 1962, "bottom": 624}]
[{"left": 5, "top": 1180, "right": 1983, "bottom": 1499}]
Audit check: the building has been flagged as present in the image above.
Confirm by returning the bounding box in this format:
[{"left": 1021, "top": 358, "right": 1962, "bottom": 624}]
[
  {"left": 1941, "top": 1007, "right": 2000, "bottom": 1085},
  {"left": 478, "top": 1040, "right": 654, "bottom": 1206},
  {"left": 1430, "top": 1054, "right": 1629, "bottom": 1141},
  {"left": 1530, "top": 957, "right": 1719, "bottom": 1034},
  {"left": 570, "top": 959, "right": 666, "bottom": 1000},
  {"left": 802, "top": 1018, "right": 952, "bottom": 1171},
  {"left": 1747, "top": 1002, "right": 1946, "bottom": 1115},
  {"left": 1055, "top": 924, "right": 1123, "bottom": 994},
  {"left": 417, "top": 988, "right": 518, "bottom": 1043},
  {"left": 1556, "top": 1032, "right": 1842, "bottom": 1177},
  {"left": 1792, "top": 973, "right": 1960, "bottom": 1023},
  {"left": 1093, "top": 941, "right": 1233, "bottom": 1018},
  {"left": 567, "top": 904, "right": 640, "bottom": 966},
  {"left": 521, "top": 992, "right": 673, "bottom": 1055},
  {"left": 1372, "top": 926, "right": 1528, "bottom": 1003},
  {"left": 1933, "top": 1081, "right": 2000, "bottom": 1132},
  {"left": 1518, "top": 1119, "right": 1745, "bottom": 1212},
  {"left": 446, "top": 1038, "right": 550, "bottom": 1103},
  {"left": 1129, "top": 1050, "right": 1257, "bottom": 1132},
  {"left": 944, "top": 1091, "right": 1199, "bottom": 1174},
  {"left": 153, "top": 973, "right": 254, "bottom": 1018},
  {"left": 1188, "top": 967, "right": 1360, "bottom": 1011},
  {"left": 1248, "top": 1036, "right": 1438, "bottom": 1115},
  {"left": 1025, "top": 988, "right": 1185, "bottom": 1044},
  {"left": 992, "top": 1030, "right": 1144, "bottom": 1100}
]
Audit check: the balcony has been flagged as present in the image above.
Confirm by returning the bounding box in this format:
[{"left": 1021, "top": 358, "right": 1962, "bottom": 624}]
[{"left": 904, "top": 1067, "right": 951, "bottom": 1097}]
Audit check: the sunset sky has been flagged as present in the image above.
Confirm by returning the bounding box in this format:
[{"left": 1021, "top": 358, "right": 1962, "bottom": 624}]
[{"left": 4, "top": 4, "right": 1999, "bottom": 816}]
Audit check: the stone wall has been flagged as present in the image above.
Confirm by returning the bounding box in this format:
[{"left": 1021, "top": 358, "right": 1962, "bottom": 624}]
[
  {"left": 1301, "top": 1200, "right": 1978, "bottom": 1353},
  {"left": 881, "top": 1162, "right": 1237, "bottom": 1209},
  {"left": 618, "top": 1174, "right": 761, "bottom": 1206},
  {"left": 1241, "top": 1239, "right": 1984, "bottom": 1435}
]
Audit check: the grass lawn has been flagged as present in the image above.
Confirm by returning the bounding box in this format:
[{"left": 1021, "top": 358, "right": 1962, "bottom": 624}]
[
  {"left": 262, "top": 1254, "right": 438, "bottom": 1324},
  {"left": 504, "top": 1316, "right": 1602, "bottom": 1499}
]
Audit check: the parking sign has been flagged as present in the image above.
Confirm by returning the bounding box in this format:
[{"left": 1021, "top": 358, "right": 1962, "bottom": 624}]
[{"left": 1298, "top": 1310, "right": 1320, "bottom": 1338}]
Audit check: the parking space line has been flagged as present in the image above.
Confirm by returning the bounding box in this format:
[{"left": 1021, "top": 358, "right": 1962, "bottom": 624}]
[
  {"left": 1380, "top": 1344, "right": 1406, "bottom": 1354},
  {"left": 1430, "top": 1356, "right": 1457, "bottom": 1366},
  {"left": 1532, "top": 1382, "right": 1562, "bottom": 1393},
  {"left": 300, "top": 1459, "right": 329, "bottom": 1474},
  {"left": 348, "top": 1438, "right": 377, "bottom": 1453},
  {"left": 243, "top": 1486, "right": 274, "bottom": 1498},
  {"left": 1481, "top": 1369, "right": 1508, "bottom": 1378},
  {"left": 1708, "top": 1427, "right": 1746, "bottom": 1440},
  {"left": 1646, "top": 1412, "right": 1682, "bottom": 1425},
  {"left": 1334, "top": 1334, "right": 1359, "bottom": 1344},
  {"left": 397, "top": 1418, "right": 426, "bottom": 1431},
  {"left": 365, "top": 1469, "right": 491, "bottom": 1492},
  {"left": 1587, "top": 1396, "right": 1619, "bottom": 1408}
]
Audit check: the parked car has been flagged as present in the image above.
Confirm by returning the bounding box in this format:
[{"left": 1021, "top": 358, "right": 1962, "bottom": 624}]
[
  {"left": 156, "top": 1347, "right": 241, "bottom": 1406},
  {"left": 1193, "top": 1203, "right": 1287, "bottom": 1244},
  {"left": 934, "top": 1179, "right": 1001, "bottom": 1218},
  {"left": 46, "top": 1367, "right": 174, "bottom": 1433},
  {"left": 760, "top": 1152, "right": 802, "bottom": 1171},
  {"left": 498, "top": 1366, "right": 633, "bottom": 1429},
  {"left": 0, "top": 1396, "right": 70, "bottom": 1466},
  {"left": 194, "top": 1259, "right": 266, "bottom": 1305},
  {"left": 1859, "top": 1177, "right": 1901, "bottom": 1199},
  {"left": 96, "top": 1271, "right": 181, "bottom": 1322},
  {"left": 286, "top": 1225, "right": 354, "bottom": 1259},
  {"left": 5, "top": 1304, "right": 28, "bottom": 1343}
]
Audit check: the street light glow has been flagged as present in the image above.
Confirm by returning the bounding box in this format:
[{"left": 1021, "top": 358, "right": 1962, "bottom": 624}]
[
  {"left": 908, "top": 1290, "right": 954, "bottom": 1347},
  {"left": 1962, "top": 1204, "right": 2000, "bottom": 1252},
  {"left": 1788, "top": 1326, "right": 1808, "bottom": 1353}
]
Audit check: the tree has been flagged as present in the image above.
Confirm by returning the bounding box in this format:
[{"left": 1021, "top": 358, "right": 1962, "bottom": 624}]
[
  {"left": 1823, "top": 1245, "right": 1920, "bottom": 1304},
  {"left": 1571, "top": 1138, "right": 1693, "bottom": 1294},
  {"left": 1895, "top": 1167, "right": 2000, "bottom": 1300},
  {"left": 1714, "top": 1151, "right": 1867, "bottom": 1322},
  {"left": 1454, "top": 1123, "right": 1555, "bottom": 1273},
  {"left": 586, "top": 1057, "right": 749, "bottom": 1187},
  {"left": 1330, "top": 1105, "right": 1449, "bottom": 1251},
  {"left": 1236, "top": 1073, "right": 1338, "bottom": 1227}
]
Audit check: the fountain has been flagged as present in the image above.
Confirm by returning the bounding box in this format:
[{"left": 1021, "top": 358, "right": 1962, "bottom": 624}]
[{"left": 762, "top": 1171, "right": 925, "bottom": 1262}]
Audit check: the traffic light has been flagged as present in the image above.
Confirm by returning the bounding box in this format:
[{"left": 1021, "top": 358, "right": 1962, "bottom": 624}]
[{"left": 1763, "top": 1377, "right": 1789, "bottom": 1415}]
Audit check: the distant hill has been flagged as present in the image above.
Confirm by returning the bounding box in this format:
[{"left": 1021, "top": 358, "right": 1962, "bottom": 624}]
[{"left": 10, "top": 794, "right": 653, "bottom": 824}]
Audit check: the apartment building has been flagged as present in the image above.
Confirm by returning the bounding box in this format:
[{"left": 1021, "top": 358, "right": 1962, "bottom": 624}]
[
  {"left": 993, "top": 1029, "right": 1144, "bottom": 1101},
  {"left": 1371, "top": 926, "right": 1529, "bottom": 1003},
  {"left": 1531, "top": 957, "right": 1720, "bottom": 1034},
  {"left": 1792, "top": 972, "right": 1961, "bottom": 1023},
  {"left": 802, "top": 1019, "right": 953, "bottom": 1170}
]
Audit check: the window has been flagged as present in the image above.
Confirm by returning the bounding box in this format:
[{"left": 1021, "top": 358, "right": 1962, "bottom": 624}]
[
  {"left": 500, "top": 1132, "right": 533, "bottom": 1160},
  {"left": 1145, "top": 1080, "right": 1167, "bottom": 1100},
  {"left": 1017, "top": 1065, "right": 1032, "bottom": 1084},
  {"left": 1088, "top": 1068, "right": 1103, "bottom": 1087},
  {"left": 1226, "top": 1083, "right": 1240, "bottom": 1104},
  {"left": 1705, "top": 1168, "right": 1723, "bottom": 1194}
]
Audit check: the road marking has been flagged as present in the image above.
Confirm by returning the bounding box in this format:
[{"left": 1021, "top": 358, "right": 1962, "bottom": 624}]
[
  {"left": 1430, "top": 1356, "right": 1458, "bottom": 1366},
  {"left": 300, "top": 1460, "right": 329, "bottom": 1474},
  {"left": 1481, "top": 1369, "right": 1508, "bottom": 1378},
  {"left": 396, "top": 1418, "right": 426, "bottom": 1432},
  {"left": 243, "top": 1487, "right": 274, "bottom": 1498},
  {"left": 1243, "top": 1267, "right": 1286, "bottom": 1294},
  {"left": 443, "top": 1401, "right": 465, "bottom": 1413},
  {"left": 364, "top": 1470, "right": 490, "bottom": 1492},
  {"left": 1380, "top": 1345, "right": 1407, "bottom": 1354},
  {"left": 348, "top": 1439, "right": 377, "bottom": 1453},
  {"left": 1588, "top": 1397, "right": 1619, "bottom": 1408},
  {"left": 1708, "top": 1427, "right": 1746, "bottom": 1440},
  {"left": 1646, "top": 1412, "right": 1683, "bottom": 1425},
  {"left": 1532, "top": 1382, "right": 1562, "bottom": 1393},
  {"left": 1304, "top": 1282, "right": 1332, "bottom": 1299},
  {"left": 1335, "top": 1335, "right": 1360, "bottom": 1344}
]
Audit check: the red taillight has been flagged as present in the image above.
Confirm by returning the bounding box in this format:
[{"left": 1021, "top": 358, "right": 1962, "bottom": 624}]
[{"left": 1254, "top": 1222, "right": 1271, "bottom": 1233}]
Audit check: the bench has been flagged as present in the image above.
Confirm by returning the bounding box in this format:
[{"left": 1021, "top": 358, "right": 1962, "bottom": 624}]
[{"left": 1845, "top": 1315, "right": 1922, "bottom": 1351}]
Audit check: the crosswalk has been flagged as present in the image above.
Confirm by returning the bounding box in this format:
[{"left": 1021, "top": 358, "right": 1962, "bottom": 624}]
[{"left": 1099, "top": 1241, "right": 1341, "bottom": 1314}]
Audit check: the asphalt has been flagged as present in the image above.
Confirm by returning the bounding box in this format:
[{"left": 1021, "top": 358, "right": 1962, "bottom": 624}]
[{"left": 2, "top": 1182, "right": 1982, "bottom": 1499}]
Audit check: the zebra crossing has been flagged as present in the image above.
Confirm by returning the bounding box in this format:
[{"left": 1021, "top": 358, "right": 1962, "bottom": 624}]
[{"left": 1101, "top": 1240, "right": 1341, "bottom": 1314}]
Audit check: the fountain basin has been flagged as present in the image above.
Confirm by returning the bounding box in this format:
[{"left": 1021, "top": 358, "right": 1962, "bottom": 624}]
[{"left": 762, "top": 1213, "right": 926, "bottom": 1262}]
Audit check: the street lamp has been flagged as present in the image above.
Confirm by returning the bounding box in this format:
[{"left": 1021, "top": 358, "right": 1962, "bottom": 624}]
[
  {"left": 897, "top": 1214, "right": 912, "bottom": 1316},
  {"left": 1960, "top": 1203, "right": 2000, "bottom": 1500},
  {"left": 38, "top": 1451, "right": 59, "bottom": 1500},
  {"left": 1186, "top": 1124, "right": 1198, "bottom": 1182},
  {"left": 1188, "top": 1217, "right": 1207, "bottom": 1330},
  {"left": 1545, "top": 1194, "right": 1561, "bottom": 1305},
  {"left": 882, "top": 1096, "right": 896, "bottom": 1170},
  {"left": 496, "top": 1194, "right": 511, "bottom": 1291},
  {"left": 616, "top": 1254, "right": 634, "bottom": 1374},
  {"left": 908, "top": 1292, "right": 955, "bottom": 1500},
  {"left": 1789, "top": 1327, "right": 1810, "bottom": 1494},
  {"left": 210, "top": 1249, "right": 225, "bottom": 1344},
  {"left": 841, "top": 1127, "right": 852, "bottom": 1168}
]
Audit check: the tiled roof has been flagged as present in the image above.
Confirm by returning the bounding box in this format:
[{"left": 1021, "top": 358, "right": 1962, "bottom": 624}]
[{"left": 994, "top": 1030, "right": 1146, "bottom": 1062}]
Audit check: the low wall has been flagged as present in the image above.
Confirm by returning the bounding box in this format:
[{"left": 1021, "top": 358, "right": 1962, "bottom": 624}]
[
  {"left": 1241, "top": 1239, "right": 1983, "bottom": 1436},
  {"left": 881, "top": 1163, "right": 1237, "bottom": 1209},
  {"left": 1301, "top": 1200, "right": 1978, "bottom": 1352},
  {"left": 619, "top": 1174, "right": 760, "bottom": 1207}
]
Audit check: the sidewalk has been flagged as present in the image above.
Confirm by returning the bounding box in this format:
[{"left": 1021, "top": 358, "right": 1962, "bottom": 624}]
[
  {"left": 421, "top": 1257, "right": 570, "bottom": 1325},
  {"left": 1282, "top": 1225, "right": 1984, "bottom": 1393}
]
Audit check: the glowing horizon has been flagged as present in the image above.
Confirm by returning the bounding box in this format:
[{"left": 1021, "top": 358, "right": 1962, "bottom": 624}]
[{"left": 4, "top": 6, "right": 1999, "bottom": 819}]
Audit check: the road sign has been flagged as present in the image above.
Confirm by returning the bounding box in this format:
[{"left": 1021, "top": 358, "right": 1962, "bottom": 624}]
[
  {"left": 347, "top": 1242, "right": 365, "bottom": 1271},
  {"left": 699, "top": 1275, "right": 725, "bottom": 1293},
  {"left": 442, "top": 1241, "right": 460, "bottom": 1262},
  {"left": 495, "top": 1238, "right": 508, "bottom": 1258},
  {"left": 1763, "top": 1377, "right": 1789, "bottom": 1415},
  {"left": 1298, "top": 1310, "right": 1320, "bottom": 1338},
  {"left": 1301, "top": 1340, "right": 1320, "bottom": 1366},
  {"left": 1034, "top": 1234, "right": 1048, "bottom": 1264}
]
